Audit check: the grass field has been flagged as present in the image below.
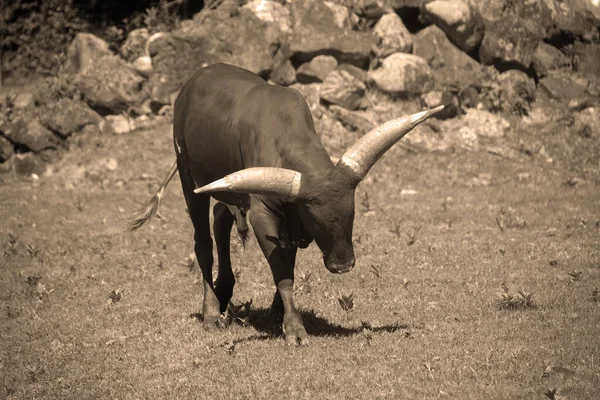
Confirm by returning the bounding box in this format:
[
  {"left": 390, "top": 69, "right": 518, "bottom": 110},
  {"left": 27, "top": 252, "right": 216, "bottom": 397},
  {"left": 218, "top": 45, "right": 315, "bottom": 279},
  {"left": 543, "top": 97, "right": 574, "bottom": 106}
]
[{"left": 1, "top": 116, "right": 599, "bottom": 399}]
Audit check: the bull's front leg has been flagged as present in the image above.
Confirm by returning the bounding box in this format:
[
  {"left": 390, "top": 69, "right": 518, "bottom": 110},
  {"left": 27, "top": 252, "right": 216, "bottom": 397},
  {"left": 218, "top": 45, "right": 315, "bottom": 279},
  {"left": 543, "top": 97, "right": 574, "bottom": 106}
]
[{"left": 249, "top": 201, "right": 309, "bottom": 346}]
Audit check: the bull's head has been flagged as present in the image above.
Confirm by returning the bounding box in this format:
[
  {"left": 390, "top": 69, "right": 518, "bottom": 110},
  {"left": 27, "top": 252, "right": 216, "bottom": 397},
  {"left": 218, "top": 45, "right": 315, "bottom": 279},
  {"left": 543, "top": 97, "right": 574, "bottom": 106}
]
[{"left": 194, "top": 106, "right": 444, "bottom": 274}]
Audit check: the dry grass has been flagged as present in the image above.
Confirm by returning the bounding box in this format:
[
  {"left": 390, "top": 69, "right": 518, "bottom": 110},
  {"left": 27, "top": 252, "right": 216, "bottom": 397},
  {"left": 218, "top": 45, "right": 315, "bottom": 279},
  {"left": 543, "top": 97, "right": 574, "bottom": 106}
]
[{"left": 1, "top": 120, "right": 599, "bottom": 399}]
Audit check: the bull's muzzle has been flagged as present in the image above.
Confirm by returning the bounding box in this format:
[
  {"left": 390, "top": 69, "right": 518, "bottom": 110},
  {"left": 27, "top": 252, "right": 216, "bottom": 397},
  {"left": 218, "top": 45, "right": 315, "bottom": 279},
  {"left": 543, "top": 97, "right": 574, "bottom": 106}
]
[{"left": 325, "top": 254, "right": 355, "bottom": 274}]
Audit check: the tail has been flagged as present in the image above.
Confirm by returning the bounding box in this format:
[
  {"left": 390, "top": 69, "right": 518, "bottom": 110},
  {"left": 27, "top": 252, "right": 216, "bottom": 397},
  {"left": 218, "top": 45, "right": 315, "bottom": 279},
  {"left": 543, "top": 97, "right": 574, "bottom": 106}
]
[{"left": 124, "top": 161, "right": 178, "bottom": 231}]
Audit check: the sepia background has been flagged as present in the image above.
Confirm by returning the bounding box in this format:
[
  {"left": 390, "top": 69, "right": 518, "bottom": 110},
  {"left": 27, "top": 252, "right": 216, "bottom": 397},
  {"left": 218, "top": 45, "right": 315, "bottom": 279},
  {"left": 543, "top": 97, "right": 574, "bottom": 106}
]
[{"left": 1, "top": 0, "right": 599, "bottom": 398}]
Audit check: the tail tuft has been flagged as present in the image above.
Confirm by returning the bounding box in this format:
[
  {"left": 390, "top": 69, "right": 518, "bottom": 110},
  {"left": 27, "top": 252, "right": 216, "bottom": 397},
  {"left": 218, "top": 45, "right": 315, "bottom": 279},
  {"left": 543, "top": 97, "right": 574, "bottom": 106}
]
[{"left": 123, "top": 189, "right": 163, "bottom": 231}]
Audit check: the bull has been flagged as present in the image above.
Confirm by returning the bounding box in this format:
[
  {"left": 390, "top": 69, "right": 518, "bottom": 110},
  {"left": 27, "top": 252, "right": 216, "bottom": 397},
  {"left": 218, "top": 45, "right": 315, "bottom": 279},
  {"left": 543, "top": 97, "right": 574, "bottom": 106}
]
[{"left": 127, "top": 63, "right": 443, "bottom": 345}]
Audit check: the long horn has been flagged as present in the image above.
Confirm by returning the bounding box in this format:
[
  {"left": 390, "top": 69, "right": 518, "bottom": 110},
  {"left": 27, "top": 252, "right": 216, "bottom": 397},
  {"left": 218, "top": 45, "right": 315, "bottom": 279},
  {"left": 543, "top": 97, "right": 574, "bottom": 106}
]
[
  {"left": 194, "top": 167, "right": 303, "bottom": 201},
  {"left": 337, "top": 106, "right": 444, "bottom": 183}
]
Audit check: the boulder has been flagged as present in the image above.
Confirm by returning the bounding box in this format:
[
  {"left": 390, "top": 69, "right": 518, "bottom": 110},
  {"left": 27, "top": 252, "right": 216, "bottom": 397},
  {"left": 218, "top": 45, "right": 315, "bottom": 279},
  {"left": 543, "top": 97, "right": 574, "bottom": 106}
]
[
  {"left": 413, "top": 25, "right": 483, "bottom": 89},
  {"left": 373, "top": 13, "right": 414, "bottom": 57},
  {"left": 120, "top": 28, "right": 150, "bottom": 62},
  {"left": 479, "top": 18, "right": 540, "bottom": 71},
  {"left": 420, "top": 90, "right": 459, "bottom": 118},
  {"left": 539, "top": 71, "right": 589, "bottom": 101},
  {"left": 3, "top": 117, "right": 59, "bottom": 152},
  {"left": 289, "top": 0, "right": 376, "bottom": 67},
  {"left": 270, "top": 60, "right": 297, "bottom": 86},
  {"left": 150, "top": 7, "right": 280, "bottom": 93},
  {"left": 532, "top": 41, "right": 571, "bottom": 78},
  {"left": 349, "top": 0, "right": 394, "bottom": 19},
  {"left": 76, "top": 55, "right": 147, "bottom": 115},
  {"left": 368, "top": 53, "right": 434, "bottom": 95},
  {"left": 63, "top": 33, "right": 113, "bottom": 74},
  {"left": 320, "top": 69, "right": 367, "bottom": 110},
  {"left": 12, "top": 92, "right": 36, "bottom": 109},
  {"left": 100, "top": 115, "right": 133, "bottom": 135},
  {"left": 43, "top": 98, "right": 103, "bottom": 138},
  {"left": 496, "top": 70, "right": 536, "bottom": 115},
  {"left": 324, "top": 1, "right": 360, "bottom": 29},
  {"left": 420, "top": 0, "right": 484, "bottom": 53},
  {"left": 328, "top": 105, "right": 376, "bottom": 133},
  {"left": 0, "top": 135, "right": 14, "bottom": 162},
  {"left": 12, "top": 153, "right": 48, "bottom": 176},
  {"left": 573, "top": 41, "right": 600, "bottom": 88},
  {"left": 270, "top": 45, "right": 296, "bottom": 86},
  {"left": 296, "top": 55, "right": 339, "bottom": 83},
  {"left": 243, "top": 0, "right": 292, "bottom": 34},
  {"left": 336, "top": 63, "right": 368, "bottom": 83}
]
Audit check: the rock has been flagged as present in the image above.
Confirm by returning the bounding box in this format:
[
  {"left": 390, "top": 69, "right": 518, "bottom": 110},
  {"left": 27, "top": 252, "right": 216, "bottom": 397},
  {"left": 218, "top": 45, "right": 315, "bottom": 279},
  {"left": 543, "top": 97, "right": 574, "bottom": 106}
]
[
  {"left": 296, "top": 55, "right": 339, "bottom": 83},
  {"left": 43, "top": 98, "right": 103, "bottom": 138},
  {"left": 421, "top": 90, "right": 459, "bottom": 118},
  {"left": 0, "top": 135, "right": 14, "bottom": 162},
  {"left": 539, "top": 71, "right": 588, "bottom": 101},
  {"left": 461, "top": 108, "right": 510, "bottom": 138},
  {"left": 336, "top": 63, "right": 368, "bottom": 83},
  {"left": 12, "top": 153, "right": 48, "bottom": 176},
  {"left": 100, "top": 115, "right": 133, "bottom": 135},
  {"left": 12, "top": 92, "right": 36, "bottom": 109},
  {"left": 243, "top": 0, "right": 292, "bottom": 34},
  {"left": 496, "top": 70, "right": 536, "bottom": 115},
  {"left": 328, "top": 105, "right": 376, "bottom": 133},
  {"left": 3, "top": 117, "right": 59, "bottom": 152},
  {"left": 324, "top": 1, "right": 360, "bottom": 29},
  {"left": 76, "top": 55, "right": 147, "bottom": 115},
  {"left": 150, "top": 7, "right": 280, "bottom": 92},
  {"left": 573, "top": 42, "right": 600, "bottom": 89},
  {"left": 63, "top": 33, "right": 113, "bottom": 74},
  {"left": 132, "top": 56, "right": 153, "bottom": 77},
  {"left": 120, "top": 28, "right": 150, "bottom": 61},
  {"left": 368, "top": 53, "right": 434, "bottom": 95},
  {"left": 413, "top": 25, "right": 483, "bottom": 89},
  {"left": 289, "top": 0, "right": 376, "bottom": 67},
  {"left": 350, "top": 0, "right": 394, "bottom": 18},
  {"left": 532, "top": 41, "right": 570, "bottom": 78},
  {"left": 420, "top": 0, "right": 484, "bottom": 53},
  {"left": 290, "top": 83, "right": 321, "bottom": 114},
  {"left": 320, "top": 69, "right": 366, "bottom": 110},
  {"left": 270, "top": 45, "right": 296, "bottom": 86},
  {"left": 271, "top": 59, "right": 296, "bottom": 86},
  {"left": 479, "top": 18, "right": 540, "bottom": 71},
  {"left": 373, "top": 13, "right": 414, "bottom": 57}
]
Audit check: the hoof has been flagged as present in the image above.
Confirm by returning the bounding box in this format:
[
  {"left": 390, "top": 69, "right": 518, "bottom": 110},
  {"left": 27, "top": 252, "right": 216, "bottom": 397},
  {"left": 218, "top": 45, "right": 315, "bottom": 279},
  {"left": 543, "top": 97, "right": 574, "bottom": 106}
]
[{"left": 202, "top": 315, "right": 226, "bottom": 330}]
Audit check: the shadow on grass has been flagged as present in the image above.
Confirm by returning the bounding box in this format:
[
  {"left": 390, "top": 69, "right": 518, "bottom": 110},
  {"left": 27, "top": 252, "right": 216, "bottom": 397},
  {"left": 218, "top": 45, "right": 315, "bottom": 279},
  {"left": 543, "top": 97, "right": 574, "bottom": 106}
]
[{"left": 191, "top": 307, "right": 408, "bottom": 340}]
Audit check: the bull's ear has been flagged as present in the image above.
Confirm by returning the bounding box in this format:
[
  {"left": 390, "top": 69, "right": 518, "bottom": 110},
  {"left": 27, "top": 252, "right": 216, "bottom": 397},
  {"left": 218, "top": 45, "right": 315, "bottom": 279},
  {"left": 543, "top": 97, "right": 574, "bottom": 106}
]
[
  {"left": 337, "top": 106, "right": 444, "bottom": 185},
  {"left": 194, "top": 167, "right": 303, "bottom": 201}
]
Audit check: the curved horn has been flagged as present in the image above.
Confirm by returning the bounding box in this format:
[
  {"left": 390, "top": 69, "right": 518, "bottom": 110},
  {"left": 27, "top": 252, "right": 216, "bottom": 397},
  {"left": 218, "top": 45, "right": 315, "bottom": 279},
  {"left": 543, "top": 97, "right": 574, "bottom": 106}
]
[
  {"left": 337, "top": 106, "right": 444, "bottom": 183},
  {"left": 193, "top": 167, "right": 303, "bottom": 201}
]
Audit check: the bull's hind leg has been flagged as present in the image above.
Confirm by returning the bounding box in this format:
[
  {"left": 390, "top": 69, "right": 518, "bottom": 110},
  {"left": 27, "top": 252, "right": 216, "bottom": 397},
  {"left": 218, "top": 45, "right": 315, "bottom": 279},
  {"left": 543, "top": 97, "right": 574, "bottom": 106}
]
[
  {"left": 178, "top": 166, "right": 220, "bottom": 329},
  {"left": 213, "top": 202, "right": 235, "bottom": 313}
]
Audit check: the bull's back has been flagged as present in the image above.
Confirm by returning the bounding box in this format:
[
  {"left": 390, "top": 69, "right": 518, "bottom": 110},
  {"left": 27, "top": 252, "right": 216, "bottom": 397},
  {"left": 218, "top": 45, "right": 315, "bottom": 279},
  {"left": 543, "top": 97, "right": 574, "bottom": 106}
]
[{"left": 174, "top": 64, "right": 267, "bottom": 185}]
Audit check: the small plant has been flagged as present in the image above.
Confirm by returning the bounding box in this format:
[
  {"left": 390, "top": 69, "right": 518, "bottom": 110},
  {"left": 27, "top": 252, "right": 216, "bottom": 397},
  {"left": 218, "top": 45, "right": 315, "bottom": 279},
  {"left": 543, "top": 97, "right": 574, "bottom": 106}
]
[
  {"left": 592, "top": 288, "right": 599, "bottom": 303},
  {"left": 496, "top": 284, "right": 535, "bottom": 309},
  {"left": 406, "top": 225, "right": 421, "bottom": 246},
  {"left": 296, "top": 270, "right": 312, "bottom": 293},
  {"left": 226, "top": 300, "right": 251, "bottom": 327},
  {"left": 389, "top": 224, "right": 402, "bottom": 238},
  {"left": 109, "top": 289, "right": 123, "bottom": 303},
  {"left": 26, "top": 243, "right": 42, "bottom": 259},
  {"left": 360, "top": 192, "right": 371, "bottom": 213},
  {"left": 370, "top": 264, "right": 382, "bottom": 279},
  {"left": 338, "top": 293, "right": 355, "bottom": 312},
  {"left": 361, "top": 321, "right": 373, "bottom": 345},
  {"left": 567, "top": 270, "right": 582, "bottom": 284},
  {"left": 6, "top": 233, "right": 19, "bottom": 255}
]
